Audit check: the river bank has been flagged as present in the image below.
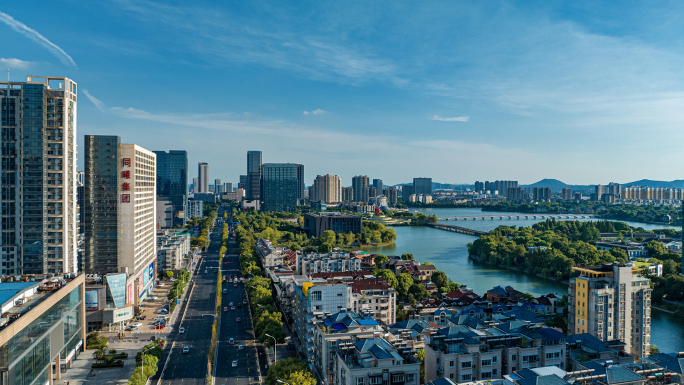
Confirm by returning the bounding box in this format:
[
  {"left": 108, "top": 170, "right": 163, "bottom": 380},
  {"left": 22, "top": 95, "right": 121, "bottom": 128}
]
[{"left": 365, "top": 207, "right": 684, "bottom": 353}]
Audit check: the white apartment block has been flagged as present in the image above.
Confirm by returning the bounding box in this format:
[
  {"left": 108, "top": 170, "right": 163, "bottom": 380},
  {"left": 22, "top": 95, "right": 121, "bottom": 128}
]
[
  {"left": 256, "top": 238, "right": 286, "bottom": 268},
  {"left": 296, "top": 252, "right": 362, "bottom": 275},
  {"left": 335, "top": 337, "right": 421, "bottom": 385},
  {"left": 568, "top": 263, "right": 652, "bottom": 358},
  {"left": 350, "top": 279, "right": 397, "bottom": 325},
  {"left": 157, "top": 232, "right": 191, "bottom": 270},
  {"left": 187, "top": 199, "right": 203, "bottom": 218},
  {"left": 1, "top": 76, "right": 78, "bottom": 275}
]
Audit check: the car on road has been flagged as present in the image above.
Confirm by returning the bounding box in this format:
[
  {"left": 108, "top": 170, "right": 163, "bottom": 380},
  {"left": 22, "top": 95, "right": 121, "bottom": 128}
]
[
  {"left": 236, "top": 318, "right": 241, "bottom": 323},
  {"left": 231, "top": 306, "right": 235, "bottom": 311},
  {"left": 222, "top": 288, "right": 227, "bottom": 294},
  {"left": 229, "top": 302, "right": 233, "bottom": 307},
  {"left": 205, "top": 270, "right": 208, "bottom": 273},
  {"left": 128, "top": 325, "right": 139, "bottom": 331},
  {"left": 179, "top": 327, "right": 185, "bottom": 334},
  {"left": 223, "top": 307, "right": 228, "bottom": 312},
  {"left": 234, "top": 284, "right": 237, "bottom": 287},
  {"left": 232, "top": 360, "right": 238, "bottom": 367},
  {"left": 237, "top": 303, "right": 241, "bottom": 308},
  {"left": 183, "top": 346, "right": 190, "bottom": 354},
  {"left": 238, "top": 345, "right": 244, "bottom": 350},
  {"left": 243, "top": 299, "right": 248, "bottom": 304},
  {"left": 229, "top": 338, "right": 234, "bottom": 344}
]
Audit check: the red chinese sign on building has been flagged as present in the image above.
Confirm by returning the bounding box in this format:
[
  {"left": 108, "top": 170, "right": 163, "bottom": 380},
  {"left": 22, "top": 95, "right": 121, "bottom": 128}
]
[
  {"left": 121, "top": 194, "right": 131, "bottom": 203},
  {"left": 122, "top": 158, "right": 131, "bottom": 167},
  {"left": 122, "top": 182, "right": 130, "bottom": 191},
  {"left": 122, "top": 170, "right": 131, "bottom": 179}
]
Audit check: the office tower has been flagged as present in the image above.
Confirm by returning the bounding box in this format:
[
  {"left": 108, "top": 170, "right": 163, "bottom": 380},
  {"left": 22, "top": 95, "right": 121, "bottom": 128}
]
[
  {"left": 247, "top": 151, "right": 262, "bottom": 200},
  {"left": 223, "top": 182, "right": 233, "bottom": 193},
  {"left": 238, "top": 175, "right": 248, "bottom": 190},
  {"left": 402, "top": 184, "right": 414, "bottom": 201},
  {"left": 154, "top": 150, "right": 188, "bottom": 226},
  {"left": 261, "top": 163, "right": 298, "bottom": 212},
  {"left": 562, "top": 187, "right": 572, "bottom": 201},
  {"left": 296, "top": 164, "right": 305, "bottom": 200},
  {"left": 532, "top": 187, "right": 551, "bottom": 202},
  {"left": 1, "top": 76, "right": 78, "bottom": 275},
  {"left": 352, "top": 175, "right": 370, "bottom": 203},
  {"left": 214, "top": 178, "right": 222, "bottom": 195},
  {"left": 310, "top": 174, "right": 342, "bottom": 203},
  {"left": 507, "top": 187, "right": 524, "bottom": 202},
  {"left": 413, "top": 177, "right": 432, "bottom": 196},
  {"left": 342, "top": 187, "right": 354, "bottom": 202},
  {"left": 568, "top": 264, "right": 652, "bottom": 358},
  {"left": 373, "top": 179, "right": 383, "bottom": 194},
  {"left": 84, "top": 135, "right": 157, "bottom": 302},
  {"left": 197, "top": 162, "right": 209, "bottom": 193}
]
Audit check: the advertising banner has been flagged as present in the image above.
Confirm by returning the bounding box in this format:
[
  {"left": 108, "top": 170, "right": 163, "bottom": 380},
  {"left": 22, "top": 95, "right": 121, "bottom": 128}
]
[
  {"left": 149, "top": 262, "right": 155, "bottom": 281},
  {"left": 143, "top": 266, "right": 149, "bottom": 287},
  {"left": 85, "top": 289, "right": 99, "bottom": 311}
]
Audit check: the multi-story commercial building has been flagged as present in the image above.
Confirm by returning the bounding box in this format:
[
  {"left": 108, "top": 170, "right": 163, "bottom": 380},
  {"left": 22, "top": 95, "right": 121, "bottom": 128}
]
[
  {"left": 425, "top": 322, "right": 566, "bottom": 383},
  {"left": 312, "top": 310, "right": 384, "bottom": 384},
  {"left": 154, "top": 150, "right": 188, "bottom": 227},
  {"left": 221, "top": 188, "right": 246, "bottom": 202},
  {"left": 532, "top": 187, "right": 551, "bottom": 202},
  {"left": 296, "top": 164, "right": 305, "bottom": 200},
  {"left": 157, "top": 231, "right": 191, "bottom": 270},
  {"left": 350, "top": 278, "right": 396, "bottom": 325},
  {"left": 303, "top": 212, "right": 362, "bottom": 237},
  {"left": 1, "top": 76, "right": 79, "bottom": 275},
  {"left": 310, "top": 174, "right": 342, "bottom": 203},
  {"left": 197, "top": 162, "right": 209, "bottom": 193},
  {"left": 296, "top": 251, "right": 362, "bottom": 275},
  {"left": 84, "top": 136, "right": 157, "bottom": 306},
  {"left": 413, "top": 177, "right": 433, "bottom": 196},
  {"left": 567, "top": 263, "right": 652, "bottom": 358},
  {"left": 561, "top": 188, "right": 572, "bottom": 201},
  {"left": 352, "top": 175, "right": 370, "bottom": 203},
  {"left": 342, "top": 187, "right": 354, "bottom": 202},
  {"left": 373, "top": 179, "right": 383, "bottom": 194},
  {"left": 507, "top": 187, "right": 525, "bottom": 202},
  {"left": 214, "top": 178, "right": 222, "bottom": 195},
  {"left": 261, "top": 163, "right": 298, "bottom": 212},
  {"left": 336, "top": 337, "right": 421, "bottom": 385},
  {"left": 223, "top": 182, "right": 233, "bottom": 193},
  {"left": 247, "top": 151, "right": 262, "bottom": 200},
  {"left": 0, "top": 273, "right": 86, "bottom": 385},
  {"left": 402, "top": 184, "right": 414, "bottom": 201},
  {"left": 187, "top": 198, "right": 204, "bottom": 218},
  {"left": 238, "top": 175, "right": 247, "bottom": 190}
]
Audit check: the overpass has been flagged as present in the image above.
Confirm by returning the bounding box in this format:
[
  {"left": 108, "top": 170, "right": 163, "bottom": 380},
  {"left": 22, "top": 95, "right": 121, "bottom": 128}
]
[
  {"left": 424, "top": 223, "right": 489, "bottom": 236},
  {"left": 438, "top": 214, "right": 595, "bottom": 221}
]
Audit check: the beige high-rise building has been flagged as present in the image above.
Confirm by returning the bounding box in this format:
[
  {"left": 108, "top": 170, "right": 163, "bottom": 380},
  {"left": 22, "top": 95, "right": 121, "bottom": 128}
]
[
  {"left": 568, "top": 263, "right": 652, "bottom": 358},
  {"left": 1, "top": 76, "right": 78, "bottom": 275},
  {"left": 310, "top": 174, "right": 342, "bottom": 203},
  {"left": 197, "top": 162, "right": 209, "bottom": 193}
]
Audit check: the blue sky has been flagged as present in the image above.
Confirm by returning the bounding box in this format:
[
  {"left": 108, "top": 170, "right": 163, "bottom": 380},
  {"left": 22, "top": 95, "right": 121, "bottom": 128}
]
[{"left": 2, "top": 1, "right": 684, "bottom": 186}]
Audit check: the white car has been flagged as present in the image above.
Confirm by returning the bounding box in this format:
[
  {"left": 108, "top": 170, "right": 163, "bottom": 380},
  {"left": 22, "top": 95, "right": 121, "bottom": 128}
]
[
  {"left": 232, "top": 360, "right": 238, "bottom": 367},
  {"left": 179, "top": 327, "right": 185, "bottom": 334},
  {"left": 132, "top": 323, "right": 143, "bottom": 328},
  {"left": 183, "top": 346, "right": 189, "bottom": 354},
  {"left": 158, "top": 309, "right": 168, "bottom": 314},
  {"left": 158, "top": 284, "right": 165, "bottom": 287},
  {"left": 151, "top": 296, "right": 158, "bottom": 300}
]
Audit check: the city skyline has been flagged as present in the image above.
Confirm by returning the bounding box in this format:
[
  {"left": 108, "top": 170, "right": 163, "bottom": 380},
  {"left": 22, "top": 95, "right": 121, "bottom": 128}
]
[{"left": 2, "top": 3, "right": 684, "bottom": 184}]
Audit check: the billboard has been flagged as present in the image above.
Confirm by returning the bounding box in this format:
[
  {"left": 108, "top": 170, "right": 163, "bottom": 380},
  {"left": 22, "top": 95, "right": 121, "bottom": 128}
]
[
  {"left": 143, "top": 266, "right": 149, "bottom": 287},
  {"left": 149, "top": 262, "right": 155, "bottom": 281},
  {"left": 85, "top": 289, "right": 99, "bottom": 311}
]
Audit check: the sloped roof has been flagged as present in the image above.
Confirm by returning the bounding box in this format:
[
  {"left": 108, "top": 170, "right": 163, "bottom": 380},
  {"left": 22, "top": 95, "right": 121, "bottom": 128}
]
[
  {"left": 605, "top": 366, "right": 644, "bottom": 384},
  {"left": 658, "top": 358, "right": 684, "bottom": 374},
  {"left": 517, "top": 374, "right": 571, "bottom": 385},
  {"left": 566, "top": 333, "right": 610, "bottom": 352},
  {"left": 488, "top": 285, "right": 509, "bottom": 296}
]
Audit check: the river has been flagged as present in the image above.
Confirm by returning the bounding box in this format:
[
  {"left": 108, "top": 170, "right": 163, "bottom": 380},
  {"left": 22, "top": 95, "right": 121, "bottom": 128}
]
[{"left": 364, "top": 207, "right": 684, "bottom": 353}]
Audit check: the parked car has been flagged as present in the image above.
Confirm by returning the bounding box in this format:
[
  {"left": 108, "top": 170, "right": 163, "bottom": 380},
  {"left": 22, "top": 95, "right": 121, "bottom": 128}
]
[
  {"left": 179, "top": 327, "right": 185, "bottom": 334},
  {"left": 158, "top": 309, "right": 168, "bottom": 314},
  {"left": 183, "top": 346, "right": 189, "bottom": 354},
  {"left": 151, "top": 296, "right": 158, "bottom": 300},
  {"left": 132, "top": 323, "right": 143, "bottom": 328},
  {"left": 158, "top": 284, "right": 165, "bottom": 287},
  {"left": 154, "top": 325, "right": 165, "bottom": 329}
]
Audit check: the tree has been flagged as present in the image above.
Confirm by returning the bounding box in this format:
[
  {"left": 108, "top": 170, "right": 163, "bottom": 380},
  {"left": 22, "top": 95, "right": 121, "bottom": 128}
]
[
  {"left": 318, "top": 243, "right": 332, "bottom": 253},
  {"left": 401, "top": 253, "right": 414, "bottom": 260},
  {"left": 430, "top": 271, "right": 449, "bottom": 289},
  {"left": 409, "top": 284, "right": 429, "bottom": 301},
  {"left": 165, "top": 271, "right": 174, "bottom": 279},
  {"left": 650, "top": 344, "right": 660, "bottom": 355},
  {"left": 285, "top": 371, "right": 317, "bottom": 385},
  {"left": 396, "top": 273, "right": 414, "bottom": 296},
  {"left": 320, "top": 230, "right": 336, "bottom": 245},
  {"left": 663, "top": 260, "right": 678, "bottom": 276},
  {"left": 374, "top": 254, "right": 389, "bottom": 268},
  {"left": 265, "top": 358, "right": 310, "bottom": 385},
  {"left": 416, "top": 349, "right": 425, "bottom": 384},
  {"left": 374, "top": 269, "right": 398, "bottom": 289}
]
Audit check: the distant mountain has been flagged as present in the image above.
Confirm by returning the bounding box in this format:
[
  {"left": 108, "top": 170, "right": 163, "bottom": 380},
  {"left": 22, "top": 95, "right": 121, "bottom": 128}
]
[
  {"left": 522, "top": 179, "right": 594, "bottom": 192},
  {"left": 621, "top": 179, "right": 684, "bottom": 188}
]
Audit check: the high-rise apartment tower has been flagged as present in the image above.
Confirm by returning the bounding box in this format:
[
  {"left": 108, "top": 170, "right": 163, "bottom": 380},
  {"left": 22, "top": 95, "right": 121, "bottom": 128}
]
[
  {"left": 247, "top": 151, "right": 262, "bottom": 200},
  {"left": 352, "top": 176, "right": 370, "bottom": 203}
]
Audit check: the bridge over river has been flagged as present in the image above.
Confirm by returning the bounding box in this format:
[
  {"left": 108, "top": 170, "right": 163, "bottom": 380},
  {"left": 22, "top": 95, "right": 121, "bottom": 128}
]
[{"left": 438, "top": 214, "right": 595, "bottom": 221}]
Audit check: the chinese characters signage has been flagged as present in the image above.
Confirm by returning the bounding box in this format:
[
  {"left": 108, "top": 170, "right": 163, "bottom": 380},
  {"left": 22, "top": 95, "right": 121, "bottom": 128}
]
[{"left": 121, "top": 157, "right": 131, "bottom": 203}]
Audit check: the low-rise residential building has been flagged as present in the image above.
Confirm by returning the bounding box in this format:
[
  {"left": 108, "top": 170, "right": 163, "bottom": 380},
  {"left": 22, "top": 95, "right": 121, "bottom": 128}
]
[
  {"left": 336, "top": 337, "right": 421, "bottom": 385},
  {"left": 296, "top": 252, "right": 362, "bottom": 275},
  {"left": 386, "top": 319, "right": 439, "bottom": 351},
  {"left": 312, "top": 310, "right": 384, "bottom": 384},
  {"left": 256, "top": 238, "right": 286, "bottom": 268},
  {"left": 156, "top": 232, "right": 191, "bottom": 270},
  {"left": 350, "top": 279, "right": 397, "bottom": 325},
  {"left": 594, "top": 242, "right": 649, "bottom": 258}
]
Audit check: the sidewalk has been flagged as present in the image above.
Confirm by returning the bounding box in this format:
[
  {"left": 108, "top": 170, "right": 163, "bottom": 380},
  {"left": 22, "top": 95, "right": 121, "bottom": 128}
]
[{"left": 60, "top": 337, "right": 149, "bottom": 385}]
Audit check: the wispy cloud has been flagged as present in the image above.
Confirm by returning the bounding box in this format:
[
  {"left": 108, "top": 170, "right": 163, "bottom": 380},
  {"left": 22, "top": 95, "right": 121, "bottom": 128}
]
[
  {"left": 431, "top": 115, "right": 469, "bottom": 122},
  {"left": 82, "top": 89, "right": 106, "bottom": 112},
  {"left": 303, "top": 109, "right": 327, "bottom": 115},
  {"left": 0, "top": 11, "right": 76, "bottom": 67},
  {"left": 0, "top": 58, "right": 33, "bottom": 70}
]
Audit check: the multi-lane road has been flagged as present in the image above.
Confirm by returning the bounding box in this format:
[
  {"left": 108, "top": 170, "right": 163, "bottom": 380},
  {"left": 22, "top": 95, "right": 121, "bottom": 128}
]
[{"left": 155, "top": 205, "right": 262, "bottom": 385}]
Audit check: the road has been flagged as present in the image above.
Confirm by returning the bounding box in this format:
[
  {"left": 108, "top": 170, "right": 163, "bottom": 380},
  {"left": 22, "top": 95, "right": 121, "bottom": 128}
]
[
  {"left": 155, "top": 216, "right": 222, "bottom": 385},
  {"left": 214, "top": 220, "right": 264, "bottom": 385}
]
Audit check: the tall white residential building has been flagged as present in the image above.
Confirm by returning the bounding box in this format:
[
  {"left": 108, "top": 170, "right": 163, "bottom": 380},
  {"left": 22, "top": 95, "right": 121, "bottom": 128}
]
[
  {"left": 84, "top": 136, "right": 158, "bottom": 305},
  {"left": 187, "top": 199, "right": 204, "bottom": 218},
  {"left": 157, "top": 232, "right": 191, "bottom": 270},
  {"left": 310, "top": 174, "right": 342, "bottom": 203},
  {"left": 1, "top": 76, "right": 78, "bottom": 275},
  {"left": 568, "top": 263, "right": 652, "bottom": 358},
  {"left": 197, "top": 162, "right": 209, "bottom": 193}
]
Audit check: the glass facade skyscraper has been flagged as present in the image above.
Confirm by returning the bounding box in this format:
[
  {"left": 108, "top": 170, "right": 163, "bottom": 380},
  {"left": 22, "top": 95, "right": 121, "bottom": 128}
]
[
  {"left": 261, "top": 163, "right": 298, "bottom": 212},
  {"left": 154, "top": 150, "right": 188, "bottom": 226},
  {"left": 413, "top": 177, "right": 433, "bottom": 196},
  {"left": 247, "top": 151, "right": 262, "bottom": 200},
  {"left": 1, "top": 76, "right": 79, "bottom": 275}
]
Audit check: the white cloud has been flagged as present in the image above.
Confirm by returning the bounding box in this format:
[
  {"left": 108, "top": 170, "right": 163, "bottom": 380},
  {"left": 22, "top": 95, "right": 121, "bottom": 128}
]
[
  {"left": 304, "top": 109, "right": 327, "bottom": 115},
  {"left": 0, "top": 58, "right": 33, "bottom": 69},
  {"left": 431, "top": 115, "right": 469, "bottom": 122},
  {"left": 0, "top": 11, "right": 76, "bottom": 67},
  {"left": 81, "top": 89, "right": 106, "bottom": 112}
]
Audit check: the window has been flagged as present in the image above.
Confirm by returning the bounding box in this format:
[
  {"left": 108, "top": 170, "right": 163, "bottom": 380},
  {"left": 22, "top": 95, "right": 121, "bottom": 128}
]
[
  {"left": 356, "top": 378, "right": 364, "bottom": 385},
  {"left": 511, "top": 354, "right": 517, "bottom": 361},
  {"left": 311, "top": 291, "right": 322, "bottom": 301},
  {"left": 407, "top": 374, "right": 415, "bottom": 382},
  {"left": 481, "top": 359, "right": 492, "bottom": 366},
  {"left": 493, "top": 356, "right": 497, "bottom": 363},
  {"left": 369, "top": 378, "right": 381, "bottom": 385},
  {"left": 449, "top": 360, "right": 455, "bottom": 368},
  {"left": 493, "top": 369, "right": 497, "bottom": 375},
  {"left": 461, "top": 374, "right": 472, "bottom": 382},
  {"left": 482, "top": 372, "right": 492, "bottom": 380},
  {"left": 449, "top": 373, "right": 455, "bottom": 379},
  {"left": 461, "top": 361, "right": 472, "bottom": 369}
]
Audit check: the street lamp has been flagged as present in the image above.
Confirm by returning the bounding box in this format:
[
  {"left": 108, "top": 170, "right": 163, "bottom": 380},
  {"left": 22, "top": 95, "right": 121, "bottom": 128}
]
[
  {"left": 141, "top": 346, "right": 156, "bottom": 381},
  {"left": 265, "top": 333, "right": 277, "bottom": 364},
  {"left": 276, "top": 380, "right": 290, "bottom": 385}
]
